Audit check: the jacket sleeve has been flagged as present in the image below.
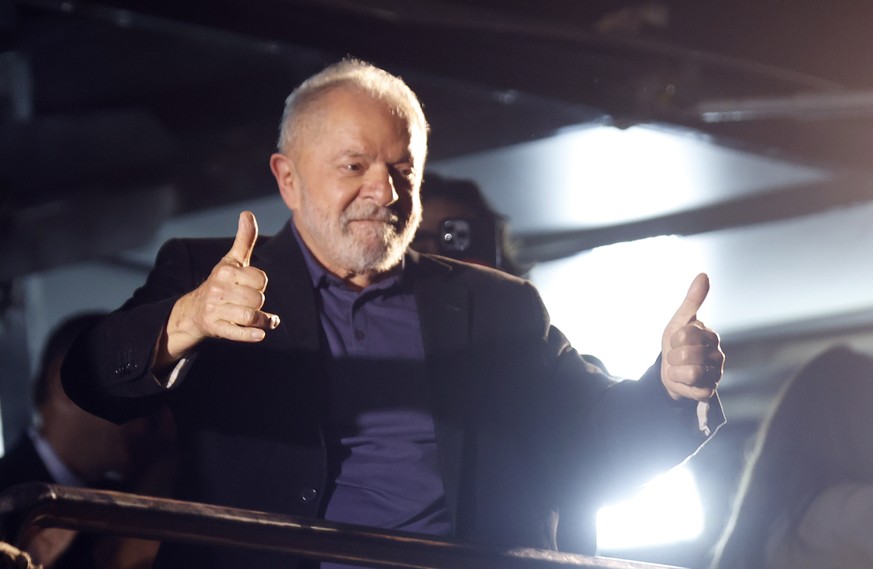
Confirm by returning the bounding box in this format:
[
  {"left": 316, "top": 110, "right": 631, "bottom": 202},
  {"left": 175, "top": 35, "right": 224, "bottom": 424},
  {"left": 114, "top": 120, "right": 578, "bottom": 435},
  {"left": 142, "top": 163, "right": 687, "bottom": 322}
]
[{"left": 61, "top": 238, "right": 209, "bottom": 424}]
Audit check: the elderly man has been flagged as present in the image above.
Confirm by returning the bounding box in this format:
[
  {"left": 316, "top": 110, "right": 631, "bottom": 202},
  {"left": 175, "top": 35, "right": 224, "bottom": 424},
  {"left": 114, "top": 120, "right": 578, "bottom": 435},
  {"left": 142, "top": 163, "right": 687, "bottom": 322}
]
[{"left": 63, "top": 59, "right": 725, "bottom": 569}]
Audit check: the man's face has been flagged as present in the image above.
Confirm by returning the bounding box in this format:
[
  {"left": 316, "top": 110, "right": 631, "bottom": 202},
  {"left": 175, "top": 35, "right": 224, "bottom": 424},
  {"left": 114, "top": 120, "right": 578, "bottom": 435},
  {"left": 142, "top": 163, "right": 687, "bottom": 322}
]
[{"left": 276, "top": 88, "right": 423, "bottom": 280}]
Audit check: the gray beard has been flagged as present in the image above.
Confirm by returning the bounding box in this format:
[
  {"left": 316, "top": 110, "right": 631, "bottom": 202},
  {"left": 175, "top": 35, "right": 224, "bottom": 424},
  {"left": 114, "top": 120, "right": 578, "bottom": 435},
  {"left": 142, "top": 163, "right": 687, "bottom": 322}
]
[
  {"left": 341, "top": 203, "right": 421, "bottom": 273},
  {"left": 298, "top": 198, "right": 421, "bottom": 276}
]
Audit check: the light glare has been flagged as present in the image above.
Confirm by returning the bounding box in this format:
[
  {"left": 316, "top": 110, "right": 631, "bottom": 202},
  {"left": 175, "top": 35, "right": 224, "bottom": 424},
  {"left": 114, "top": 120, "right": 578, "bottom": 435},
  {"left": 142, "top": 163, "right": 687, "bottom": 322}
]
[
  {"left": 530, "top": 235, "right": 707, "bottom": 379},
  {"left": 595, "top": 466, "right": 704, "bottom": 551}
]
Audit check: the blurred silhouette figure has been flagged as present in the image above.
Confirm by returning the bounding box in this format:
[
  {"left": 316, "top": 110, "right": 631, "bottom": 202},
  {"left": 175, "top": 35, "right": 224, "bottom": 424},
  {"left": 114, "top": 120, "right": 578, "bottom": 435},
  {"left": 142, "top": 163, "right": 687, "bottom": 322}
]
[
  {"left": 413, "top": 173, "right": 527, "bottom": 276},
  {"left": 0, "top": 312, "right": 174, "bottom": 569},
  {"left": 710, "top": 345, "right": 873, "bottom": 569}
]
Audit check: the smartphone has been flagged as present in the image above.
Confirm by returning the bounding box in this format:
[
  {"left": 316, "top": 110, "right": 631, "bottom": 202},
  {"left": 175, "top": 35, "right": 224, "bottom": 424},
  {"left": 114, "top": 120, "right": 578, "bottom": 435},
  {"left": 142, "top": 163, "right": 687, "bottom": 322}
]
[{"left": 437, "top": 217, "right": 499, "bottom": 268}]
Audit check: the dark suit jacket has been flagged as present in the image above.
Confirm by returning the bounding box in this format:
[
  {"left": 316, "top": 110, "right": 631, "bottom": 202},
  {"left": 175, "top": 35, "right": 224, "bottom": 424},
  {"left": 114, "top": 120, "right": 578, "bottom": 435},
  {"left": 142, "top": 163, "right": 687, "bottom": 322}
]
[{"left": 62, "top": 220, "right": 724, "bottom": 568}]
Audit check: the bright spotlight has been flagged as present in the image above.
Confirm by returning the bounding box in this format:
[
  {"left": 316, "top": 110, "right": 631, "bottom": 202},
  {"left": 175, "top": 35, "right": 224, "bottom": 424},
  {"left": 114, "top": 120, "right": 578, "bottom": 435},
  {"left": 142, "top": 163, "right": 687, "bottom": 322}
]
[{"left": 595, "top": 465, "right": 704, "bottom": 552}]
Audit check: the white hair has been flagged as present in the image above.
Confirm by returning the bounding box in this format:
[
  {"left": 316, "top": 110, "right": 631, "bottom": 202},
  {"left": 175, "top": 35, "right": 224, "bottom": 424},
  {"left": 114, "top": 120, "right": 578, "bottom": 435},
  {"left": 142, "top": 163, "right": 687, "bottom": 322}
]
[{"left": 276, "top": 59, "right": 428, "bottom": 170}]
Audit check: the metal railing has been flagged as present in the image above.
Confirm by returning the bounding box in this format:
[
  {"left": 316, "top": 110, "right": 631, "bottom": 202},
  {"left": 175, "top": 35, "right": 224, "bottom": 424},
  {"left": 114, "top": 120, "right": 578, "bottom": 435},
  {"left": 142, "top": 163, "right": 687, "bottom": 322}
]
[{"left": 0, "top": 482, "right": 682, "bottom": 569}]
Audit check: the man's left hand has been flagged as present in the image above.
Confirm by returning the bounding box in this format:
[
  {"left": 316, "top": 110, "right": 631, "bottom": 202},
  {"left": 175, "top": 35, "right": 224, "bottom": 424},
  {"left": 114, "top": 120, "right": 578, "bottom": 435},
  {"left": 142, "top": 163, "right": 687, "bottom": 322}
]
[{"left": 660, "top": 273, "right": 724, "bottom": 401}]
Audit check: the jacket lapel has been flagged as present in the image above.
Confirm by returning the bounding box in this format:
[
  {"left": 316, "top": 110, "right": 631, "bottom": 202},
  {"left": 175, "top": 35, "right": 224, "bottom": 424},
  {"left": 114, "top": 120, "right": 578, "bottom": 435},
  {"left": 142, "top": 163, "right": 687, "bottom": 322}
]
[
  {"left": 410, "top": 252, "right": 472, "bottom": 533},
  {"left": 250, "top": 220, "right": 322, "bottom": 353}
]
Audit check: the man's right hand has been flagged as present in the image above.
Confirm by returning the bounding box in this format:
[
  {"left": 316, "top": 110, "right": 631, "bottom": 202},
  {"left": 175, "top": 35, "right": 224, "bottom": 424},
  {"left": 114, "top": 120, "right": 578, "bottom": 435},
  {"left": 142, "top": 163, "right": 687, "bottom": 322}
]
[{"left": 157, "top": 211, "right": 280, "bottom": 368}]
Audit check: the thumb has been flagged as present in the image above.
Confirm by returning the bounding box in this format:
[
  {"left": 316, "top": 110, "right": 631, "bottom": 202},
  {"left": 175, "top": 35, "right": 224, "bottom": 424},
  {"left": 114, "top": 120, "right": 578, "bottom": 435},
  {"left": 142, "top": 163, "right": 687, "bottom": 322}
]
[
  {"left": 669, "top": 272, "right": 710, "bottom": 327},
  {"left": 226, "top": 211, "right": 258, "bottom": 267}
]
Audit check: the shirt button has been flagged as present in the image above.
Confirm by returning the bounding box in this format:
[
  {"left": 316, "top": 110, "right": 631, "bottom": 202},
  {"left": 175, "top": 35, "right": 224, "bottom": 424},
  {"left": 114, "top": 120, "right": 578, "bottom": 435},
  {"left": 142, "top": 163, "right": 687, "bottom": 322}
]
[
  {"left": 354, "top": 329, "right": 365, "bottom": 340},
  {"left": 300, "top": 488, "right": 318, "bottom": 502}
]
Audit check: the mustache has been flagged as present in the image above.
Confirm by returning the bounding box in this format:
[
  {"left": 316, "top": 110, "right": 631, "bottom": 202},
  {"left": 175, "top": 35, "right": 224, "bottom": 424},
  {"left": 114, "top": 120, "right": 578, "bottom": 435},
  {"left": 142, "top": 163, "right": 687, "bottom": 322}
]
[{"left": 342, "top": 201, "right": 401, "bottom": 225}]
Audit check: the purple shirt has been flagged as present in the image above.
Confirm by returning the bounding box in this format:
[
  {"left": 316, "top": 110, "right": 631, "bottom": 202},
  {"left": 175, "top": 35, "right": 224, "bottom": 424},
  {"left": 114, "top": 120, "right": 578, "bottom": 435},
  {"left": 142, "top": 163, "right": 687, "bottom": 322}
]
[{"left": 291, "top": 222, "right": 451, "bottom": 568}]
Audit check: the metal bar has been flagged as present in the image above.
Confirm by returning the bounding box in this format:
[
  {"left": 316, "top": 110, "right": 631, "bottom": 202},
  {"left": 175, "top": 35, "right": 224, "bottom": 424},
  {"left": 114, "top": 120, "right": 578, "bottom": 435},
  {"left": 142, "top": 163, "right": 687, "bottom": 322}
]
[
  {"left": 515, "top": 172, "right": 873, "bottom": 263},
  {"left": 697, "top": 91, "right": 873, "bottom": 123},
  {"left": 0, "top": 482, "right": 682, "bottom": 569}
]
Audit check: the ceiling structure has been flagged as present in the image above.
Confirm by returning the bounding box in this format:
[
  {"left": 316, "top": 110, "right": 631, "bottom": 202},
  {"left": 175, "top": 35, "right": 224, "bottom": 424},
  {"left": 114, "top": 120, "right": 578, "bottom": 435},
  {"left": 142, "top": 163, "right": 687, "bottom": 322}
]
[{"left": 4, "top": 0, "right": 873, "bottom": 279}]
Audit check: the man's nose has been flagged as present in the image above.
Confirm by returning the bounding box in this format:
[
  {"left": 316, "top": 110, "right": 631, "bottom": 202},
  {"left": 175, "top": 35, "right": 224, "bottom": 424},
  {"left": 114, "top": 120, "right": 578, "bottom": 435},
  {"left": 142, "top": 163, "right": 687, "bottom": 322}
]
[{"left": 363, "top": 164, "right": 399, "bottom": 206}]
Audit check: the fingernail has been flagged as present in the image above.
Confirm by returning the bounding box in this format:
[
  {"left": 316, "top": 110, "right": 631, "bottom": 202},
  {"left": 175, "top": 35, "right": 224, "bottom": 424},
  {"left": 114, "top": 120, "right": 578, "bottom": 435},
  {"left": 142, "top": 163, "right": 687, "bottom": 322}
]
[{"left": 270, "top": 314, "right": 281, "bottom": 329}]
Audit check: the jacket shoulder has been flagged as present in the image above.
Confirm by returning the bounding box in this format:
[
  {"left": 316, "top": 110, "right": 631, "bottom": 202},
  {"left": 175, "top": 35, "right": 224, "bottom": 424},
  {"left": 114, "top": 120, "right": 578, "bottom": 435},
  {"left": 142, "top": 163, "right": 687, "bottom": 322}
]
[{"left": 415, "top": 252, "right": 530, "bottom": 288}]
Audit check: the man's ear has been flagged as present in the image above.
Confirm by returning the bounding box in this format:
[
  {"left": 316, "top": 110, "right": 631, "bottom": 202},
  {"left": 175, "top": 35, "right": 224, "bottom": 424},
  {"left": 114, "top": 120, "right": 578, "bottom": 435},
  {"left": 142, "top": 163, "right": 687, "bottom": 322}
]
[{"left": 270, "top": 153, "right": 299, "bottom": 211}]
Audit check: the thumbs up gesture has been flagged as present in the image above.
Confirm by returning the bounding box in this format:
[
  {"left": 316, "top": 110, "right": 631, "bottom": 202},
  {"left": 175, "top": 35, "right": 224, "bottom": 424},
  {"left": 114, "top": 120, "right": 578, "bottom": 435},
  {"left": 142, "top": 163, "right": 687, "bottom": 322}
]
[
  {"left": 660, "top": 273, "right": 724, "bottom": 402},
  {"left": 160, "top": 211, "right": 280, "bottom": 365}
]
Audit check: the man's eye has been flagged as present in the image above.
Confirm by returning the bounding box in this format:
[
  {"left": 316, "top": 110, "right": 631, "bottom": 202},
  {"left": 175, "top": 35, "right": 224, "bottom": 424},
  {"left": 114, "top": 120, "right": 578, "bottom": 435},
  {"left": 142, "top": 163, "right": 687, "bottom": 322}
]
[{"left": 344, "top": 162, "right": 363, "bottom": 172}]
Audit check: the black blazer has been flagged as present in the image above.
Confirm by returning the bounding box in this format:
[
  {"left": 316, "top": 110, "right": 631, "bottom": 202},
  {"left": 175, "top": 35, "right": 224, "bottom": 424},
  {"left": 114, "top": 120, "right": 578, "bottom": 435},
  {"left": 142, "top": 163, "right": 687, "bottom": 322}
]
[{"left": 63, "top": 220, "right": 724, "bottom": 568}]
